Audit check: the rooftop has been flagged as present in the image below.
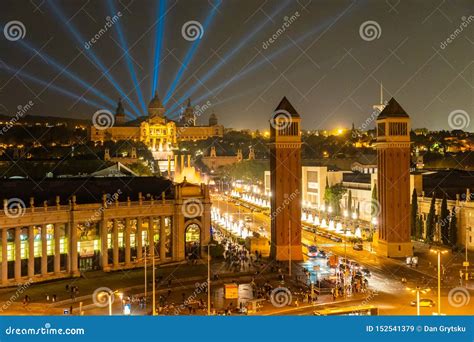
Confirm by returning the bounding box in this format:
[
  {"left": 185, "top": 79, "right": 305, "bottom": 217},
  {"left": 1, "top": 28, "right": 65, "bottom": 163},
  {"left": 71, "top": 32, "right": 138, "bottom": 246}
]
[{"left": 0, "top": 176, "right": 175, "bottom": 205}]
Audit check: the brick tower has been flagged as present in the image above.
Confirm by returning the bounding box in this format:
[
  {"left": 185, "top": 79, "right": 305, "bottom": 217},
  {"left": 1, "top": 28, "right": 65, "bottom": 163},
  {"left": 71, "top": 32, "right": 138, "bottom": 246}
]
[
  {"left": 269, "top": 97, "right": 303, "bottom": 261},
  {"left": 375, "top": 97, "right": 413, "bottom": 257}
]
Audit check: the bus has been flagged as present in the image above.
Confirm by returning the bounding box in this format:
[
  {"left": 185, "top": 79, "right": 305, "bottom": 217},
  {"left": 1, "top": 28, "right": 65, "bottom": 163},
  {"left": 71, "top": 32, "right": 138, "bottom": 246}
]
[{"left": 313, "top": 305, "right": 378, "bottom": 316}]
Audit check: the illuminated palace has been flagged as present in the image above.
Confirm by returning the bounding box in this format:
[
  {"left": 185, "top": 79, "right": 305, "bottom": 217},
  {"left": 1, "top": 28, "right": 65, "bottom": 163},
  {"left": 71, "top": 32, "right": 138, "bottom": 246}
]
[
  {"left": 0, "top": 177, "right": 211, "bottom": 286},
  {"left": 90, "top": 93, "right": 224, "bottom": 147}
]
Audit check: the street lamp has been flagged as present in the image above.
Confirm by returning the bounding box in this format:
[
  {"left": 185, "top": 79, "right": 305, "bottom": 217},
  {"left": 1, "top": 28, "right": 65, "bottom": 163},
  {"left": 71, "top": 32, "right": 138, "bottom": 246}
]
[
  {"left": 465, "top": 225, "right": 471, "bottom": 287},
  {"left": 98, "top": 289, "right": 121, "bottom": 316},
  {"left": 407, "top": 286, "right": 431, "bottom": 316},
  {"left": 430, "top": 248, "right": 448, "bottom": 315},
  {"left": 207, "top": 243, "right": 216, "bottom": 316}
]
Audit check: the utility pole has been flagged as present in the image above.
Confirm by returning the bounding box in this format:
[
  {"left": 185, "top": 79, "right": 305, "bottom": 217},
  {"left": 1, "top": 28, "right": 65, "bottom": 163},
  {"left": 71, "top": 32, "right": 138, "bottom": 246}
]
[
  {"left": 144, "top": 245, "right": 147, "bottom": 307},
  {"left": 152, "top": 244, "right": 156, "bottom": 316},
  {"left": 288, "top": 220, "right": 291, "bottom": 277}
]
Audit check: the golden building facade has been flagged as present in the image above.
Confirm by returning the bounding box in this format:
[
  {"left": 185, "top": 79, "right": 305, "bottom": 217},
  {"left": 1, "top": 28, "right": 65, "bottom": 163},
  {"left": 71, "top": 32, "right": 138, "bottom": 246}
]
[{"left": 90, "top": 95, "right": 223, "bottom": 146}]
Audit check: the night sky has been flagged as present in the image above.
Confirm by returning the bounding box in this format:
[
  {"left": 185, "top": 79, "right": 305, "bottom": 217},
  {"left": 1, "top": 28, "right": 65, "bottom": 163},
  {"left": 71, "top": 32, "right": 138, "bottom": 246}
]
[{"left": 0, "top": 0, "right": 472, "bottom": 131}]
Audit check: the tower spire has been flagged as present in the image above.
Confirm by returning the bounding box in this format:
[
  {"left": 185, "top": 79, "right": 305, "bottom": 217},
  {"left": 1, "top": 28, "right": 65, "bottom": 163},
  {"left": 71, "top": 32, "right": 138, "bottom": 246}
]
[{"left": 380, "top": 82, "right": 383, "bottom": 105}]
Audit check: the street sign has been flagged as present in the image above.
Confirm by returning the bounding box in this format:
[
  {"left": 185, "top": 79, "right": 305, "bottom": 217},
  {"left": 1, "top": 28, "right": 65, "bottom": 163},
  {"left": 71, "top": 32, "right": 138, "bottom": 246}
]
[
  {"left": 224, "top": 283, "right": 239, "bottom": 299},
  {"left": 463, "top": 261, "right": 470, "bottom": 267}
]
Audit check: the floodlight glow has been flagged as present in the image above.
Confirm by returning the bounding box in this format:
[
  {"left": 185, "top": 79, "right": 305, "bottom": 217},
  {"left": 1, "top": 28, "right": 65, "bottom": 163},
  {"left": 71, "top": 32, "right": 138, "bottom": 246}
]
[
  {"left": 151, "top": 0, "right": 167, "bottom": 95},
  {"left": 10, "top": 36, "right": 116, "bottom": 108},
  {"left": 165, "top": 0, "right": 291, "bottom": 115},
  {"left": 0, "top": 62, "right": 104, "bottom": 109},
  {"left": 168, "top": 6, "right": 352, "bottom": 119},
  {"left": 107, "top": 0, "right": 147, "bottom": 114},
  {"left": 47, "top": 0, "right": 140, "bottom": 117},
  {"left": 163, "top": 0, "right": 222, "bottom": 105}
]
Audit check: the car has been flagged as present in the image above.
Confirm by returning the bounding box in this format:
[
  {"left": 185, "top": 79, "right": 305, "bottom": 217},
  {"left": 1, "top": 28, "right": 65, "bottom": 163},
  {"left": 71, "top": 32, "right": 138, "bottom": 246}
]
[
  {"left": 317, "top": 250, "right": 327, "bottom": 258},
  {"left": 353, "top": 243, "right": 363, "bottom": 251},
  {"left": 307, "top": 245, "right": 318, "bottom": 258},
  {"left": 361, "top": 268, "right": 372, "bottom": 277},
  {"left": 410, "top": 299, "right": 435, "bottom": 307},
  {"left": 244, "top": 216, "right": 252, "bottom": 222}
]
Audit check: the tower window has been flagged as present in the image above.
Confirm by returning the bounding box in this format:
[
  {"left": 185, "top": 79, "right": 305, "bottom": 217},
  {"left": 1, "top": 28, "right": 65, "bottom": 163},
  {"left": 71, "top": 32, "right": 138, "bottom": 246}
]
[
  {"left": 377, "top": 123, "right": 385, "bottom": 136},
  {"left": 389, "top": 122, "right": 407, "bottom": 136}
]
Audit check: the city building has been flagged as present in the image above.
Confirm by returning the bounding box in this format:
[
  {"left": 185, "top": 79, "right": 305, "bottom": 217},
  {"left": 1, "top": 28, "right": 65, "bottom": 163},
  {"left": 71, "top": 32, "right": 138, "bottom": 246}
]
[
  {"left": 201, "top": 146, "right": 243, "bottom": 171},
  {"left": 375, "top": 97, "right": 412, "bottom": 257},
  {"left": 0, "top": 177, "right": 211, "bottom": 286},
  {"left": 90, "top": 95, "right": 177, "bottom": 151},
  {"left": 176, "top": 99, "right": 224, "bottom": 141},
  {"left": 269, "top": 97, "right": 303, "bottom": 261},
  {"left": 90, "top": 96, "right": 223, "bottom": 146}
]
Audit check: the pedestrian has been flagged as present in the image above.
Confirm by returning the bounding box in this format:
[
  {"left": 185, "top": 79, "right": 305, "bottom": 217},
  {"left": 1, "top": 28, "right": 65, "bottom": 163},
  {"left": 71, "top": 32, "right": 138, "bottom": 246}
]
[
  {"left": 70, "top": 305, "right": 73, "bottom": 315},
  {"left": 52, "top": 294, "right": 57, "bottom": 302},
  {"left": 46, "top": 294, "right": 50, "bottom": 301}
]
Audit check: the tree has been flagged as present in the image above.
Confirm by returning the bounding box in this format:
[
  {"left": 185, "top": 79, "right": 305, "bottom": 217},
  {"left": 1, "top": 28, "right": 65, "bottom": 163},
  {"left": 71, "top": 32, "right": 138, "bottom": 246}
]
[
  {"left": 410, "top": 189, "right": 418, "bottom": 239},
  {"left": 324, "top": 183, "right": 346, "bottom": 216},
  {"left": 416, "top": 215, "right": 424, "bottom": 240},
  {"left": 426, "top": 193, "right": 436, "bottom": 243},
  {"left": 347, "top": 190, "right": 352, "bottom": 215},
  {"left": 439, "top": 193, "right": 450, "bottom": 245},
  {"left": 324, "top": 176, "right": 330, "bottom": 207},
  {"left": 449, "top": 206, "right": 458, "bottom": 248}
]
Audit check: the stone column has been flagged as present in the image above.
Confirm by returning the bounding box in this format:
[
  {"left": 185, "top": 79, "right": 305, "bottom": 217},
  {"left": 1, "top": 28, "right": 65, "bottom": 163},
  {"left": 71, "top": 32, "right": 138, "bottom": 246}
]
[
  {"left": 28, "top": 226, "right": 35, "bottom": 277},
  {"left": 136, "top": 218, "right": 143, "bottom": 260},
  {"left": 100, "top": 219, "right": 108, "bottom": 270},
  {"left": 113, "top": 219, "right": 119, "bottom": 267},
  {"left": 124, "top": 218, "right": 131, "bottom": 266},
  {"left": 148, "top": 217, "right": 155, "bottom": 258},
  {"left": 14, "top": 227, "right": 21, "bottom": 281},
  {"left": 41, "top": 225, "right": 47, "bottom": 275},
  {"left": 175, "top": 207, "right": 185, "bottom": 261},
  {"left": 53, "top": 224, "right": 61, "bottom": 274},
  {"left": 1, "top": 229, "right": 8, "bottom": 284},
  {"left": 70, "top": 223, "right": 79, "bottom": 276},
  {"left": 160, "top": 216, "right": 166, "bottom": 260}
]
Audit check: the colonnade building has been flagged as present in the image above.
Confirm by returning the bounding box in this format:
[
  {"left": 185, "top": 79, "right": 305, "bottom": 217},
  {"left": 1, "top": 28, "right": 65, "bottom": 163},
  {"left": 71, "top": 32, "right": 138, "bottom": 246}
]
[{"left": 0, "top": 177, "right": 211, "bottom": 286}]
